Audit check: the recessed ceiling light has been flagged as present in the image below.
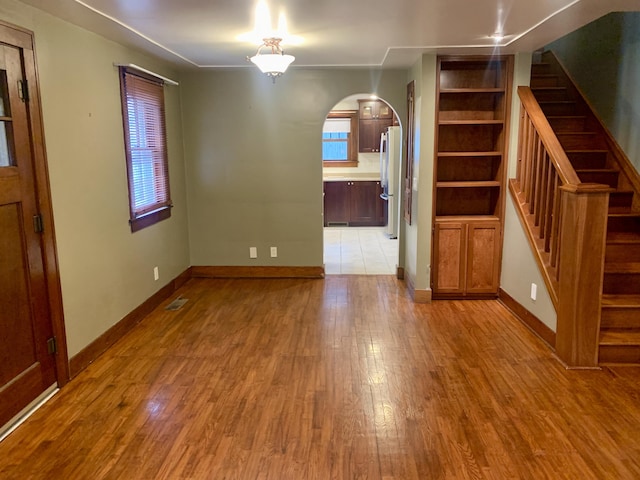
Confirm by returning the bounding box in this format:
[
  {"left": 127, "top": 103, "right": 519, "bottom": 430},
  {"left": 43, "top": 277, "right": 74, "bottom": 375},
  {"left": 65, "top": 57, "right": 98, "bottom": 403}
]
[{"left": 490, "top": 32, "right": 505, "bottom": 42}]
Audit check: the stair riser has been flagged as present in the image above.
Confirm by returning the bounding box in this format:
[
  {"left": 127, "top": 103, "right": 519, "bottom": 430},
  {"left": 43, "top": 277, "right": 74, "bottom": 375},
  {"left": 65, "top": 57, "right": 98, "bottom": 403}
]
[
  {"left": 608, "top": 216, "right": 640, "bottom": 232},
  {"left": 566, "top": 151, "right": 608, "bottom": 169},
  {"left": 600, "top": 309, "right": 640, "bottom": 328},
  {"left": 548, "top": 117, "right": 587, "bottom": 132},
  {"left": 603, "top": 273, "right": 640, "bottom": 294},
  {"left": 557, "top": 134, "right": 606, "bottom": 150},
  {"left": 530, "top": 76, "right": 560, "bottom": 88},
  {"left": 599, "top": 345, "right": 640, "bottom": 364},
  {"left": 608, "top": 192, "right": 634, "bottom": 210},
  {"left": 531, "top": 63, "right": 552, "bottom": 75},
  {"left": 533, "top": 89, "right": 569, "bottom": 101},
  {"left": 605, "top": 245, "right": 640, "bottom": 262},
  {"left": 539, "top": 102, "right": 578, "bottom": 116},
  {"left": 577, "top": 171, "right": 619, "bottom": 187}
]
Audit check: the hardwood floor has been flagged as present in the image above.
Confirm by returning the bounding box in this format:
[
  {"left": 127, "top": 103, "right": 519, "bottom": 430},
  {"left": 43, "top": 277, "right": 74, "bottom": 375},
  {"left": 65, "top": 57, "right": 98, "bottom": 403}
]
[{"left": 1, "top": 277, "right": 640, "bottom": 479}]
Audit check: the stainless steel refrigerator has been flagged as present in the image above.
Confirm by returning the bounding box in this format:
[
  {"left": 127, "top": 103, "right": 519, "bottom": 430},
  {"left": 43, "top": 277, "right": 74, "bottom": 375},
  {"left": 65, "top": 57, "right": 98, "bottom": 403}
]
[{"left": 380, "top": 125, "right": 401, "bottom": 239}]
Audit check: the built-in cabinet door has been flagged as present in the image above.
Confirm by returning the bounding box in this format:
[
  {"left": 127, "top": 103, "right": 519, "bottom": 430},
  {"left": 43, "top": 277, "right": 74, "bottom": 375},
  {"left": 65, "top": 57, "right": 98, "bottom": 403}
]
[
  {"left": 350, "top": 181, "right": 379, "bottom": 225},
  {"left": 359, "top": 100, "right": 393, "bottom": 120},
  {"left": 359, "top": 120, "right": 393, "bottom": 153},
  {"left": 466, "top": 221, "right": 501, "bottom": 294},
  {"left": 433, "top": 221, "right": 467, "bottom": 294},
  {"left": 323, "top": 181, "right": 349, "bottom": 226},
  {"left": 324, "top": 181, "right": 386, "bottom": 227},
  {"left": 433, "top": 219, "right": 501, "bottom": 295}
]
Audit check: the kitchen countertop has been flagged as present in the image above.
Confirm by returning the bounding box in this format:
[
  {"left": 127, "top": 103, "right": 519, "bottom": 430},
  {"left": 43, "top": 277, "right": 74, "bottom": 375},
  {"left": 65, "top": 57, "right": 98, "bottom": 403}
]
[{"left": 323, "top": 172, "right": 381, "bottom": 182}]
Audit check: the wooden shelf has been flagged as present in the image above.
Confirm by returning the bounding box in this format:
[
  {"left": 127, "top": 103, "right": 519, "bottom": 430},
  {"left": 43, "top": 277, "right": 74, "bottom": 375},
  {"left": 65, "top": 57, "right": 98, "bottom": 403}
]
[
  {"left": 439, "top": 120, "right": 504, "bottom": 126},
  {"left": 436, "top": 215, "right": 500, "bottom": 222},
  {"left": 440, "top": 88, "right": 505, "bottom": 94},
  {"left": 438, "top": 151, "right": 502, "bottom": 157},
  {"left": 437, "top": 181, "right": 501, "bottom": 188}
]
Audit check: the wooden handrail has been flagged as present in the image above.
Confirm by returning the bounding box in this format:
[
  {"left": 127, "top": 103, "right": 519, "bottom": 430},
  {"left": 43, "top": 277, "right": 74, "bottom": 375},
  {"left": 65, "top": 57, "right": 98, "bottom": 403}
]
[
  {"left": 512, "top": 85, "right": 611, "bottom": 368},
  {"left": 517, "top": 86, "right": 581, "bottom": 186}
]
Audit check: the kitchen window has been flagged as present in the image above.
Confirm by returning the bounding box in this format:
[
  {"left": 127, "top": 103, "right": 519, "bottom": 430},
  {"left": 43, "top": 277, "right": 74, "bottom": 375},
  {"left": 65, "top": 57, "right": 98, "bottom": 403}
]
[
  {"left": 119, "top": 67, "right": 171, "bottom": 232},
  {"left": 322, "top": 111, "right": 358, "bottom": 167}
]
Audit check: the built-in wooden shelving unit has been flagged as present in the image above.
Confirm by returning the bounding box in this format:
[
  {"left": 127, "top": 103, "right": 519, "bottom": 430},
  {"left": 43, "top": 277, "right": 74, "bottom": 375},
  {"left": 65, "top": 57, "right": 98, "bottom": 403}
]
[{"left": 432, "top": 55, "right": 514, "bottom": 297}]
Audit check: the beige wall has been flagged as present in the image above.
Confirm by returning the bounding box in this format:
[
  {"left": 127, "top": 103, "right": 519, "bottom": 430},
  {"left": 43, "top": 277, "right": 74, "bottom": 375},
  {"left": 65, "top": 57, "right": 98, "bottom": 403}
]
[
  {"left": 0, "top": 0, "right": 190, "bottom": 357},
  {"left": 548, "top": 12, "right": 640, "bottom": 173},
  {"left": 179, "top": 68, "right": 407, "bottom": 267},
  {"left": 403, "top": 55, "right": 436, "bottom": 292},
  {"left": 500, "top": 52, "right": 557, "bottom": 331}
]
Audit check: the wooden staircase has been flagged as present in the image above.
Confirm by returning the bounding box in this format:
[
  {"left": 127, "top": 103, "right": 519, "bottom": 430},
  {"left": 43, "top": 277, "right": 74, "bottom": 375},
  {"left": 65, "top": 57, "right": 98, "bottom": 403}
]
[{"left": 530, "top": 51, "right": 640, "bottom": 365}]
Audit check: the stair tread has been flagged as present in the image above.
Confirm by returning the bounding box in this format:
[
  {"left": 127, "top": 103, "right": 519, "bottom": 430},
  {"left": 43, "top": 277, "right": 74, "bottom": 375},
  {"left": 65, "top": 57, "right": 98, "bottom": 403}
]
[
  {"left": 610, "top": 190, "right": 635, "bottom": 195},
  {"left": 604, "top": 262, "right": 640, "bottom": 273},
  {"left": 600, "top": 329, "right": 640, "bottom": 345},
  {"left": 608, "top": 206, "right": 634, "bottom": 215},
  {"left": 556, "top": 131, "right": 598, "bottom": 135},
  {"left": 607, "top": 231, "right": 640, "bottom": 244},
  {"left": 602, "top": 294, "right": 640, "bottom": 307},
  {"left": 532, "top": 86, "right": 566, "bottom": 91},
  {"left": 576, "top": 168, "right": 618, "bottom": 173}
]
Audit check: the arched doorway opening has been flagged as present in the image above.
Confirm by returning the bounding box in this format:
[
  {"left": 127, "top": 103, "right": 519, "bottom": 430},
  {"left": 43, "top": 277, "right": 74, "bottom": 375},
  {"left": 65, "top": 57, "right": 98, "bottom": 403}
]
[{"left": 322, "top": 93, "right": 402, "bottom": 275}]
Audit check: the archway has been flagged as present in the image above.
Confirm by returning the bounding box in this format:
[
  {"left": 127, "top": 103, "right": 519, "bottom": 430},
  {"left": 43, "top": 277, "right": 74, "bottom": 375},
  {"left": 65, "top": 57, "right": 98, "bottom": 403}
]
[{"left": 321, "top": 93, "right": 402, "bottom": 275}]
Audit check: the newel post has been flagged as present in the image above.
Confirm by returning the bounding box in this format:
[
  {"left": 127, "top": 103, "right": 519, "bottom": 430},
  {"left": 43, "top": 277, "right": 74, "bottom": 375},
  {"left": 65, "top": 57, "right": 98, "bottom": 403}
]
[{"left": 556, "top": 184, "right": 610, "bottom": 368}]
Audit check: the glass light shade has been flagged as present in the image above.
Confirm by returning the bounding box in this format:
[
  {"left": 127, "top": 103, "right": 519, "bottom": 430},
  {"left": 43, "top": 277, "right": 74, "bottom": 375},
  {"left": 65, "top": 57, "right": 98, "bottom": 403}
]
[{"left": 250, "top": 53, "right": 295, "bottom": 76}]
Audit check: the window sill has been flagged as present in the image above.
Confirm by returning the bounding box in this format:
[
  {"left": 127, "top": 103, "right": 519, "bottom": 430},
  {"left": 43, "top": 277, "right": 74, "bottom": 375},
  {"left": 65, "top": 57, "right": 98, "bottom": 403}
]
[
  {"left": 323, "top": 161, "right": 358, "bottom": 168},
  {"left": 130, "top": 205, "right": 172, "bottom": 232}
]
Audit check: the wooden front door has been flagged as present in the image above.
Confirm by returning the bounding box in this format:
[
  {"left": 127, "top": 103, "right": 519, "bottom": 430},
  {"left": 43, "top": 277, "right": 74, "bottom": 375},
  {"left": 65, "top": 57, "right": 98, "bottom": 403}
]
[{"left": 0, "top": 31, "right": 59, "bottom": 427}]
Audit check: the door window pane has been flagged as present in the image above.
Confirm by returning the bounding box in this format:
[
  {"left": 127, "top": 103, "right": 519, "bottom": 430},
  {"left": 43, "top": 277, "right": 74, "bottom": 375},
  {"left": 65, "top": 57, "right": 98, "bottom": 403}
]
[{"left": 0, "top": 71, "right": 14, "bottom": 167}]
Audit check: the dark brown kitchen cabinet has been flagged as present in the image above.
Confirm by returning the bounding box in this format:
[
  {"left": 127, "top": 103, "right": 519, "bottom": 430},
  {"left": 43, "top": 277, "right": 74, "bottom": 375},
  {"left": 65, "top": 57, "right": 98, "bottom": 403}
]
[
  {"left": 358, "top": 100, "right": 393, "bottom": 120},
  {"left": 358, "top": 100, "right": 394, "bottom": 153},
  {"left": 323, "top": 181, "right": 349, "bottom": 225},
  {"left": 324, "top": 181, "right": 386, "bottom": 226},
  {"left": 358, "top": 119, "right": 390, "bottom": 153}
]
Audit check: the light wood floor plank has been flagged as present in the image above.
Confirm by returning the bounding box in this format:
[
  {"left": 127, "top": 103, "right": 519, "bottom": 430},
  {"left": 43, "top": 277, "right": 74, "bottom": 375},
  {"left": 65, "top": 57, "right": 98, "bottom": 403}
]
[{"left": 1, "top": 276, "right": 640, "bottom": 479}]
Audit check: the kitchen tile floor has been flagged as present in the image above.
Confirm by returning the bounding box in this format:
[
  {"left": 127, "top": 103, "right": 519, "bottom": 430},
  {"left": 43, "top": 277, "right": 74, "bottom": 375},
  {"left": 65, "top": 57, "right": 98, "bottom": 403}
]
[{"left": 323, "top": 227, "right": 399, "bottom": 275}]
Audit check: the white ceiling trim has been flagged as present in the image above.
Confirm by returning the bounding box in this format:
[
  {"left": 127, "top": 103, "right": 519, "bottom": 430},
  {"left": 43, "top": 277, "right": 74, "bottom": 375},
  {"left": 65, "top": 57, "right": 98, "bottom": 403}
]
[
  {"left": 72, "top": 0, "right": 199, "bottom": 67},
  {"left": 503, "top": 0, "right": 583, "bottom": 47}
]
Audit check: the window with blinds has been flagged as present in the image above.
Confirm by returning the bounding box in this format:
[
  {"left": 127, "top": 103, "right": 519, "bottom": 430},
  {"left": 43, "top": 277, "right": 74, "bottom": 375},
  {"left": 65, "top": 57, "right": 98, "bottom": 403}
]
[
  {"left": 322, "top": 111, "right": 358, "bottom": 167},
  {"left": 119, "top": 67, "right": 171, "bottom": 232}
]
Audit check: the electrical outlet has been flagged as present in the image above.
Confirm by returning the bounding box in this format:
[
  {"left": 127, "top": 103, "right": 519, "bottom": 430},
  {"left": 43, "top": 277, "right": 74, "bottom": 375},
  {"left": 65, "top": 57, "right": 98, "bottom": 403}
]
[
  {"left": 153, "top": 266, "right": 159, "bottom": 281},
  {"left": 249, "top": 247, "right": 258, "bottom": 259},
  {"left": 530, "top": 283, "right": 537, "bottom": 301},
  {"left": 270, "top": 246, "right": 277, "bottom": 258}
]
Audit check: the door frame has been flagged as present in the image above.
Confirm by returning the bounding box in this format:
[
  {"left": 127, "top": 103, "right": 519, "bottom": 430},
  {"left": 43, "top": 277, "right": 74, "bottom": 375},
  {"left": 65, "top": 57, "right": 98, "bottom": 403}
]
[{"left": 1, "top": 20, "right": 69, "bottom": 386}]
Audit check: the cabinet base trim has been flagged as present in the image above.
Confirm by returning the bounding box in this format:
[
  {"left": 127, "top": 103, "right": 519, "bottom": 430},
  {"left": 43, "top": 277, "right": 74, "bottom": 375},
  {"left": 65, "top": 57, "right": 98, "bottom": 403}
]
[
  {"left": 405, "top": 273, "right": 432, "bottom": 303},
  {"left": 498, "top": 288, "right": 556, "bottom": 348},
  {"left": 191, "top": 265, "right": 325, "bottom": 279}
]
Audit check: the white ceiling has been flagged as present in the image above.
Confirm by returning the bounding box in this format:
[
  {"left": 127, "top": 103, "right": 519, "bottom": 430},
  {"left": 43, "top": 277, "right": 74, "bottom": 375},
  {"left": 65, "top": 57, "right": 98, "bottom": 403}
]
[{"left": 17, "top": 0, "right": 640, "bottom": 69}]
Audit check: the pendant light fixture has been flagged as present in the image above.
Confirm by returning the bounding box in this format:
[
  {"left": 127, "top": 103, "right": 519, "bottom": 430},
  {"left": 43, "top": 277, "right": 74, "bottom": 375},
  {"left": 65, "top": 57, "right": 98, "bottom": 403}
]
[
  {"left": 241, "top": 2, "right": 300, "bottom": 82},
  {"left": 249, "top": 37, "right": 295, "bottom": 81}
]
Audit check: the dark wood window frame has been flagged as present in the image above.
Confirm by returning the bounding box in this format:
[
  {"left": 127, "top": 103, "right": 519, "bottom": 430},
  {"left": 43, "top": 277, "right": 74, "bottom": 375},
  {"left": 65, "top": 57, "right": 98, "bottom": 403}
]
[
  {"left": 323, "top": 110, "right": 358, "bottom": 168},
  {"left": 119, "top": 66, "right": 172, "bottom": 232}
]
